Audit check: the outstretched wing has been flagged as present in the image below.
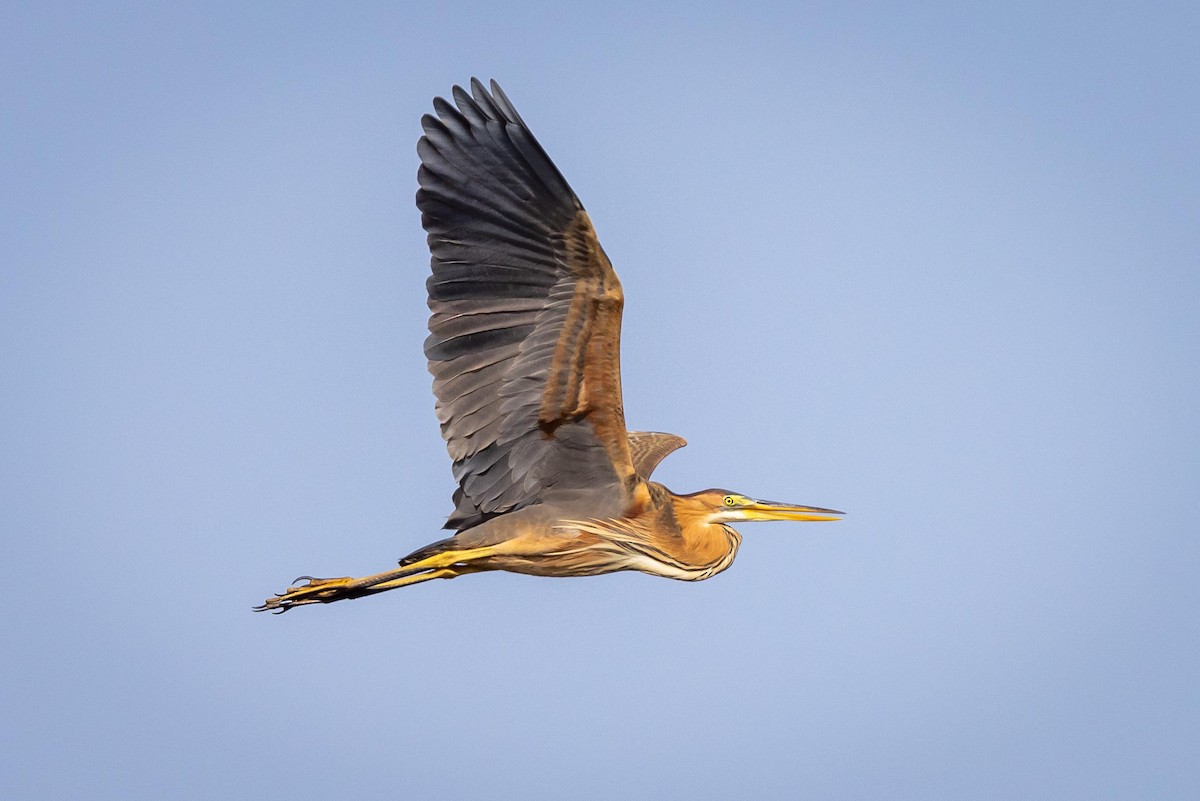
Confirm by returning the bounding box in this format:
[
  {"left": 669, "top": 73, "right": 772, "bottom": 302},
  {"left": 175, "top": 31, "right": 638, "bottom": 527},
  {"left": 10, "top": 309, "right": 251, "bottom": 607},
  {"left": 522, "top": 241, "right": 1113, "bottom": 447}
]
[{"left": 418, "top": 79, "right": 638, "bottom": 531}]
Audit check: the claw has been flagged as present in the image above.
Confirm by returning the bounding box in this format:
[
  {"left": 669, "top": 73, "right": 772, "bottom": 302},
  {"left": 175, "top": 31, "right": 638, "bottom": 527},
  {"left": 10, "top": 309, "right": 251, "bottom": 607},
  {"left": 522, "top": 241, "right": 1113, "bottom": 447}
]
[{"left": 254, "top": 594, "right": 298, "bottom": 613}]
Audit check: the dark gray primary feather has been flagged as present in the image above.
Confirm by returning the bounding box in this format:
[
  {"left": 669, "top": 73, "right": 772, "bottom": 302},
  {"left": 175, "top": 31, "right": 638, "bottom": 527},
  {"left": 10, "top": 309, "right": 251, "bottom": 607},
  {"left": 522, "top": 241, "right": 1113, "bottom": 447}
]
[{"left": 419, "top": 79, "right": 634, "bottom": 532}]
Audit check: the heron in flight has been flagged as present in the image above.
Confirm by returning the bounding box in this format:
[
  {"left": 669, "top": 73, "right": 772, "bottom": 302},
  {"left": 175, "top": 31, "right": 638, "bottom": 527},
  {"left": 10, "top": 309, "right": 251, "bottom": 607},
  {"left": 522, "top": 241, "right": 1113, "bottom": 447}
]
[{"left": 256, "top": 79, "right": 841, "bottom": 612}]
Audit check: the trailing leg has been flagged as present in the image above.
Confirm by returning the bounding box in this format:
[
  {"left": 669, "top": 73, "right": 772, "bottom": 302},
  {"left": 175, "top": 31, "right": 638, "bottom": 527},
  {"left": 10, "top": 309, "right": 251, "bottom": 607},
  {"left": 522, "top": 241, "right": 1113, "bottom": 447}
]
[{"left": 254, "top": 544, "right": 495, "bottom": 613}]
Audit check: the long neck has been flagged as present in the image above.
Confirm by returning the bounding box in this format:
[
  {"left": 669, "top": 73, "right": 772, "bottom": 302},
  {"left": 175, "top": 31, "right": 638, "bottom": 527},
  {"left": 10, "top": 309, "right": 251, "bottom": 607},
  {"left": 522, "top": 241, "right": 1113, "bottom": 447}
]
[{"left": 670, "top": 495, "right": 743, "bottom": 576}]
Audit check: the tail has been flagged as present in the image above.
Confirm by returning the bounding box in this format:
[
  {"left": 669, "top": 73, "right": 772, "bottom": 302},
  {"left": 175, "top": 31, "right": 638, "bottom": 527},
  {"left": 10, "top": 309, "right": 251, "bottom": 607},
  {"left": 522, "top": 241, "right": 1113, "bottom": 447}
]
[{"left": 398, "top": 536, "right": 461, "bottom": 567}]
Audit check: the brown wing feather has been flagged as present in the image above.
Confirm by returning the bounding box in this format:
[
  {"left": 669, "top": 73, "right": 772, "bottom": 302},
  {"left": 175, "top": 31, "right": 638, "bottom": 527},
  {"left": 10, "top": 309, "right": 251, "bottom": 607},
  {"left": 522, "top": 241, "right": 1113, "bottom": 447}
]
[
  {"left": 418, "top": 79, "right": 637, "bottom": 531},
  {"left": 626, "top": 432, "right": 687, "bottom": 478}
]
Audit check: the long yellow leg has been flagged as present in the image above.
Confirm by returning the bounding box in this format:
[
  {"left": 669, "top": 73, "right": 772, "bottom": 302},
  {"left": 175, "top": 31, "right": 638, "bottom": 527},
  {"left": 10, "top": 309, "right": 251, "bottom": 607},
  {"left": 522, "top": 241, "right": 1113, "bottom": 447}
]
[{"left": 255, "top": 547, "right": 494, "bottom": 613}]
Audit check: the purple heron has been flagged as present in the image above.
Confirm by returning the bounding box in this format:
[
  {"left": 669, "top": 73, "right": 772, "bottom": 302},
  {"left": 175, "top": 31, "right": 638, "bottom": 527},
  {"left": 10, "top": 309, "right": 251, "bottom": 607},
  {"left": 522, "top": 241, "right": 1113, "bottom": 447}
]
[{"left": 256, "top": 79, "right": 842, "bottom": 612}]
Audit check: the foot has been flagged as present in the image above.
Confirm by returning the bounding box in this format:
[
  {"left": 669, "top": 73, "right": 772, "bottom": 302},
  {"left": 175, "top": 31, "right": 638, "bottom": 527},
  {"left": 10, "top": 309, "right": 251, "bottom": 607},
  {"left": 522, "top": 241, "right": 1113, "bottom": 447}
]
[{"left": 254, "top": 575, "right": 355, "bottom": 613}]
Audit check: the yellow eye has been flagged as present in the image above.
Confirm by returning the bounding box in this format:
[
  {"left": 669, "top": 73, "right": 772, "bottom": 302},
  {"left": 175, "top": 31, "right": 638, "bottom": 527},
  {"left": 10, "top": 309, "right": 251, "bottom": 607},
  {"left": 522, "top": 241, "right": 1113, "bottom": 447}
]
[{"left": 723, "top": 496, "right": 736, "bottom": 507}]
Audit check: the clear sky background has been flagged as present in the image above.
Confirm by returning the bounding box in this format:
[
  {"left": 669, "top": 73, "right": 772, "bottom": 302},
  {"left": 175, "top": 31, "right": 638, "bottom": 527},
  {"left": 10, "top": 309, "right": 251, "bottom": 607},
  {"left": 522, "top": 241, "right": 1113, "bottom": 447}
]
[{"left": 3, "top": 2, "right": 1197, "bottom": 799}]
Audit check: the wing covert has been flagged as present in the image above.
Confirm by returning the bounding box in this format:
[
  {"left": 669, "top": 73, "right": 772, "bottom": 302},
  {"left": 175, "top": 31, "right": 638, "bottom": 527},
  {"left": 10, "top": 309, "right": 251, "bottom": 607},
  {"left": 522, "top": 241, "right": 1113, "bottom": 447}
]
[{"left": 626, "top": 432, "right": 687, "bottom": 478}]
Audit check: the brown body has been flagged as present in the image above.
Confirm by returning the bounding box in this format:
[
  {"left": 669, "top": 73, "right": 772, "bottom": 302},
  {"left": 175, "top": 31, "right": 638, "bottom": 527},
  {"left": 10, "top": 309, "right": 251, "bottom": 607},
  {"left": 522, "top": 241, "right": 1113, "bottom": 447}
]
[
  {"left": 432, "top": 482, "right": 742, "bottom": 581},
  {"left": 256, "top": 79, "right": 839, "bottom": 613}
]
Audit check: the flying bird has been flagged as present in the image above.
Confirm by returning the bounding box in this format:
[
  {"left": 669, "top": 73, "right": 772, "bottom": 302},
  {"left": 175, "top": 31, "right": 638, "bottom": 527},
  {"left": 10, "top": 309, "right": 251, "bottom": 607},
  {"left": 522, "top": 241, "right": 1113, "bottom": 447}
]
[{"left": 256, "top": 79, "right": 841, "bottom": 612}]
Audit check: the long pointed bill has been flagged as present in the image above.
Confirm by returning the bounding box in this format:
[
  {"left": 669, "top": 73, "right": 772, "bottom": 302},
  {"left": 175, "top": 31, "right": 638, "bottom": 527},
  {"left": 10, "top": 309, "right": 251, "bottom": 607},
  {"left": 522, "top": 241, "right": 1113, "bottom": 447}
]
[{"left": 742, "top": 499, "right": 844, "bottom": 522}]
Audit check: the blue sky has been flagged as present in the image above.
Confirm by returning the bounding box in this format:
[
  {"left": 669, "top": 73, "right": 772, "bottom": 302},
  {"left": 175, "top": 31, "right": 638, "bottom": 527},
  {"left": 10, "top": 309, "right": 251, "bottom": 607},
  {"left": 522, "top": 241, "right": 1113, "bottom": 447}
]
[{"left": 2, "top": 2, "right": 1197, "bottom": 799}]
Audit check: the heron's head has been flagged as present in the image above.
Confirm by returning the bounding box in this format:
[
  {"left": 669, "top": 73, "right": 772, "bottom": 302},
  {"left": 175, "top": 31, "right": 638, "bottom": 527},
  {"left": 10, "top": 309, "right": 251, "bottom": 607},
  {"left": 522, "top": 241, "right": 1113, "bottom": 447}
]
[{"left": 680, "top": 489, "right": 843, "bottom": 525}]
